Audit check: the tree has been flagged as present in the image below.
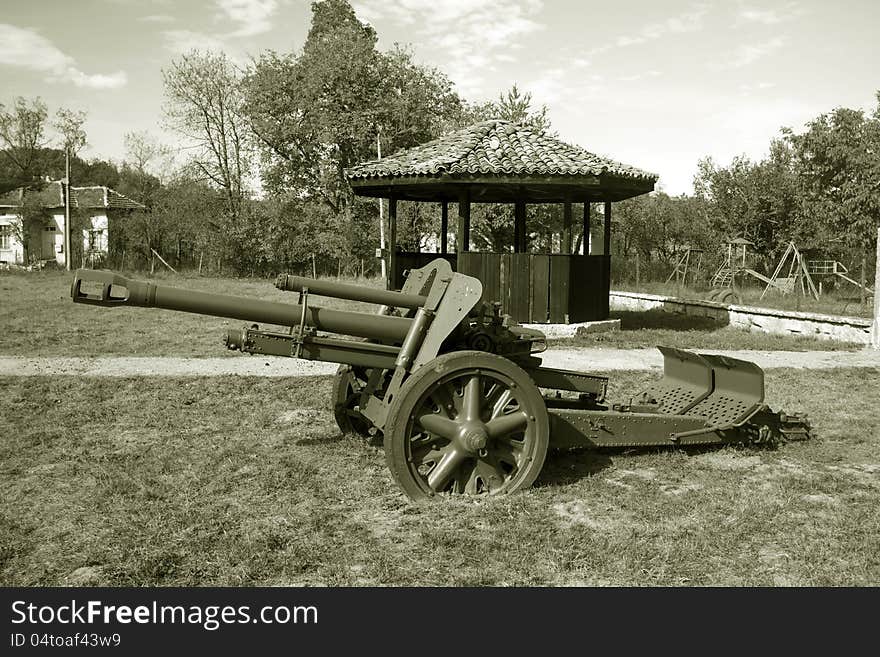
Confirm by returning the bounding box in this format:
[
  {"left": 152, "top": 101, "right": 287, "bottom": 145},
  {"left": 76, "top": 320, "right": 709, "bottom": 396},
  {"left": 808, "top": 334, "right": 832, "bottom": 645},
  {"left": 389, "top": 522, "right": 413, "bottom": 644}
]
[
  {"left": 124, "top": 132, "right": 174, "bottom": 183},
  {"left": 241, "top": 0, "right": 464, "bottom": 269},
  {"left": 463, "top": 84, "right": 552, "bottom": 132},
  {"left": 54, "top": 108, "right": 87, "bottom": 157},
  {"left": 119, "top": 131, "right": 171, "bottom": 208},
  {"left": 786, "top": 102, "right": 880, "bottom": 252},
  {"left": 376, "top": 45, "right": 463, "bottom": 154},
  {"left": 786, "top": 99, "right": 880, "bottom": 301},
  {"left": 0, "top": 97, "right": 48, "bottom": 190},
  {"left": 8, "top": 189, "right": 45, "bottom": 265},
  {"left": 163, "top": 51, "right": 250, "bottom": 222}
]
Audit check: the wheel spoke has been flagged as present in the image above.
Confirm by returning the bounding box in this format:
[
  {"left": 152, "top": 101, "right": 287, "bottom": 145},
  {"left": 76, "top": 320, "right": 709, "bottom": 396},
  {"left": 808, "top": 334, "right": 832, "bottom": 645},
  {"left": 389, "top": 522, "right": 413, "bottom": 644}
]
[
  {"left": 489, "top": 441, "right": 522, "bottom": 468},
  {"left": 416, "top": 413, "right": 458, "bottom": 440},
  {"left": 485, "top": 410, "right": 528, "bottom": 440},
  {"left": 490, "top": 388, "right": 515, "bottom": 419},
  {"left": 411, "top": 443, "right": 447, "bottom": 466},
  {"left": 427, "top": 448, "right": 468, "bottom": 492},
  {"left": 462, "top": 374, "right": 483, "bottom": 422},
  {"left": 465, "top": 458, "right": 507, "bottom": 494}
]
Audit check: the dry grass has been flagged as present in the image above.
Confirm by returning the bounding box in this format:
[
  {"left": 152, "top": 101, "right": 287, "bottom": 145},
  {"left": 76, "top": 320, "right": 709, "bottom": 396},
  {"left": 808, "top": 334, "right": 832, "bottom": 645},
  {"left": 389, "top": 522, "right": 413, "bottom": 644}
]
[
  {"left": 2, "top": 368, "right": 878, "bottom": 586},
  {"left": 0, "top": 269, "right": 379, "bottom": 357},
  {"left": 0, "top": 270, "right": 860, "bottom": 355}
]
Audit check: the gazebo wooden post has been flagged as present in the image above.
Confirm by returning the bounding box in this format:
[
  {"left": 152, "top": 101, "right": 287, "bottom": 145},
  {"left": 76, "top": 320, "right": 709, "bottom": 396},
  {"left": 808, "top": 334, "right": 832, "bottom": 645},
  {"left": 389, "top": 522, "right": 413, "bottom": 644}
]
[
  {"left": 457, "top": 189, "right": 470, "bottom": 253},
  {"left": 514, "top": 200, "right": 526, "bottom": 252},
  {"left": 603, "top": 201, "right": 612, "bottom": 255},
  {"left": 562, "top": 199, "right": 573, "bottom": 255},
  {"left": 582, "top": 202, "right": 591, "bottom": 255},
  {"left": 440, "top": 201, "right": 448, "bottom": 254},
  {"left": 388, "top": 196, "right": 397, "bottom": 290}
]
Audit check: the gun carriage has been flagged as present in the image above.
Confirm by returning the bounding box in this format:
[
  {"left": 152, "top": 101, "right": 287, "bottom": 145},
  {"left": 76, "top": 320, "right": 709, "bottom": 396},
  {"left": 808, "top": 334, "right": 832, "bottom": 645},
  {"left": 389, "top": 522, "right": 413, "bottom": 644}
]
[{"left": 71, "top": 259, "right": 809, "bottom": 500}]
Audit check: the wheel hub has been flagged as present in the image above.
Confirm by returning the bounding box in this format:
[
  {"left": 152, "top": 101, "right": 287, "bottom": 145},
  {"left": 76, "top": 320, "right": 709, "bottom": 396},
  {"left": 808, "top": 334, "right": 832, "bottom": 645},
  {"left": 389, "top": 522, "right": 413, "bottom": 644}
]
[{"left": 458, "top": 424, "right": 489, "bottom": 452}]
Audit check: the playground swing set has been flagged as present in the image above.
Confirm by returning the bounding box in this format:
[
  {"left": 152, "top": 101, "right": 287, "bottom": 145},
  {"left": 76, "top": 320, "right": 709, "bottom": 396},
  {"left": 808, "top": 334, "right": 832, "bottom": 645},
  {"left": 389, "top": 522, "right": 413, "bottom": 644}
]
[{"left": 710, "top": 238, "right": 874, "bottom": 301}]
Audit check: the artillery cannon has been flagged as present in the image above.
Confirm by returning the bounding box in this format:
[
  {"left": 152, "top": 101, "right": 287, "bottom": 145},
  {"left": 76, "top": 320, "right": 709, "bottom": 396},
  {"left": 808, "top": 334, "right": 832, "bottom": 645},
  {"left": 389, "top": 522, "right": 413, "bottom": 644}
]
[{"left": 71, "top": 259, "right": 810, "bottom": 500}]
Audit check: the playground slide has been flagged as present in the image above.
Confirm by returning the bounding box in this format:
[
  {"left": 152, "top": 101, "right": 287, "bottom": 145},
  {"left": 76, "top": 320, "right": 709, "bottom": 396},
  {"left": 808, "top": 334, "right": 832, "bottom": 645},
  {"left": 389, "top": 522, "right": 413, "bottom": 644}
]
[
  {"left": 835, "top": 271, "right": 874, "bottom": 294},
  {"left": 742, "top": 268, "right": 774, "bottom": 285}
]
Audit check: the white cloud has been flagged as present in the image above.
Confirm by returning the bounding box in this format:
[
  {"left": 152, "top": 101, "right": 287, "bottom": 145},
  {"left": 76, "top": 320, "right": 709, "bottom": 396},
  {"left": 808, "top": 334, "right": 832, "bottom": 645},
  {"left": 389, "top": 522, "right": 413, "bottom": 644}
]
[
  {"left": 590, "top": 3, "right": 709, "bottom": 56},
  {"left": 216, "top": 0, "right": 278, "bottom": 37},
  {"left": 160, "top": 1, "right": 279, "bottom": 56},
  {"left": 162, "top": 29, "right": 227, "bottom": 54},
  {"left": 139, "top": 14, "right": 176, "bottom": 23},
  {"left": 713, "top": 36, "right": 787, "bottom": 70},
  {"left": 523, "top": 66, "right": 605, "bottom": 110},
  {"left": 618, "top": 70, "right": 663, "bottom": 82},
  {"left": 738, "top": 81, "right": 777, "bottom": 95},
  {"left": 709, "top": 97, "right": 818, "bottom": 160},
  {"left": 65, "top": 70, "right": 129, "bottom": 89},
  {"left": 737, "top": 2, "right": 803, "bottom": 26},
  {"left": 0, "top": 23, "right": 127, "bottom": 89},
  {"left": 352, "top": 0, "right": 544, "bottom": 97}
]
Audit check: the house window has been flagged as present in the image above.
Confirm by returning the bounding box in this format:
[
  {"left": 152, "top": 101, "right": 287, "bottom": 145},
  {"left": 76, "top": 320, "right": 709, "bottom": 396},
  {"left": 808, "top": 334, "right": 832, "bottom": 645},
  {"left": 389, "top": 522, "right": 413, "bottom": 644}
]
[
  {"left": 0, "top": 225, "right": 12, "bottom": 250},
  {"left": 86, "top": 229, "right": 102, "bottom": 251}
]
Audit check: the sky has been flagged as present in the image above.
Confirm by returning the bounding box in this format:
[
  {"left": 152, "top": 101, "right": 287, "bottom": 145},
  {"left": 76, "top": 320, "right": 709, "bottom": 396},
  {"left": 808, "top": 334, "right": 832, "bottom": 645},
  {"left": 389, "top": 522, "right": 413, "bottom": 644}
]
[{"left": 1, "top": 0, "right": 878, "bottom": 195}]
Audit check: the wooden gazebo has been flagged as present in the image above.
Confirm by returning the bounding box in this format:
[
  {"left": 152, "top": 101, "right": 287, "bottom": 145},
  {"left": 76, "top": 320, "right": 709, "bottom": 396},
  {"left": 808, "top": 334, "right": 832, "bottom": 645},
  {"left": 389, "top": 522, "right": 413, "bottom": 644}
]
[{"left": 345, "top": 120, "right": 657, "bottom": 323}]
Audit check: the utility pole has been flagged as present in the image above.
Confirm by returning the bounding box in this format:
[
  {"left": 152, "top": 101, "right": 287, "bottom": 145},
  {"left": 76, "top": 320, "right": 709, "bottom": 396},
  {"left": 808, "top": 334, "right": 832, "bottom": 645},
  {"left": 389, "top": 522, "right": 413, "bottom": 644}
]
[
  {"left": 64, "top": 147, "right": 72, "bottom": 271},
  {"left": 377, "top": 127, "right": 386, "bottom": 281}
]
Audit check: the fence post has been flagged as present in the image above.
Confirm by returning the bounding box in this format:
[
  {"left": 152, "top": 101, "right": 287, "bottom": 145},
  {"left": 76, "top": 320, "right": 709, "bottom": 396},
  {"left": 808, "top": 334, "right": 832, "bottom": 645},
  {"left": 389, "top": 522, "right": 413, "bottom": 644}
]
[
  {"left": 635, "top": 251, "right": 640, "bottom": 288},
  {"left": 872, "top": 225, "right": 880, "bottom": 349}
]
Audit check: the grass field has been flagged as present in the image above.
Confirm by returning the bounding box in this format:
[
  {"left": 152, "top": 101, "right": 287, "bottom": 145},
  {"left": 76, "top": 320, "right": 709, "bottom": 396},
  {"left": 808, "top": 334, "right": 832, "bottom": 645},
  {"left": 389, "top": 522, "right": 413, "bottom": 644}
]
[
  {"left": 0, "top": 270, "right": 862, "bottom": 355},
  {"left": 2, "top": 368, "right": 878, "bottom": 586}
]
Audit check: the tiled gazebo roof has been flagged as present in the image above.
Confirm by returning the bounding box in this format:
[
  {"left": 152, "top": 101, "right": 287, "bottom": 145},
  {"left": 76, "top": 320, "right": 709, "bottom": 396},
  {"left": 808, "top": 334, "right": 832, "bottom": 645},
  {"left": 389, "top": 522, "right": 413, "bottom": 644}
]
[{"left": 345, "top": 120, "right": 657, "bottom": 203}]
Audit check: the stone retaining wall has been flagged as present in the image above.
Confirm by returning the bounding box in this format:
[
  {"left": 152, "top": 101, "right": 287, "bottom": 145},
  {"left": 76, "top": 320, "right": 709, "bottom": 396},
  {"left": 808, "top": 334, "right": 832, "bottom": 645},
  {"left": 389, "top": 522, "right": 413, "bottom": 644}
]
[{"left": 610, "top": 290, "right": 872, "bottom": 345}]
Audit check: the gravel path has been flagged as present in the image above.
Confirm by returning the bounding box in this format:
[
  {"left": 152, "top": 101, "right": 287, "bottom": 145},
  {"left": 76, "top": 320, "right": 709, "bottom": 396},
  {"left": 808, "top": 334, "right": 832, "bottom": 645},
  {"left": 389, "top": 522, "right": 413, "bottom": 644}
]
[{"left": 0, "top": 348, "right": 877, "bottom": 377}]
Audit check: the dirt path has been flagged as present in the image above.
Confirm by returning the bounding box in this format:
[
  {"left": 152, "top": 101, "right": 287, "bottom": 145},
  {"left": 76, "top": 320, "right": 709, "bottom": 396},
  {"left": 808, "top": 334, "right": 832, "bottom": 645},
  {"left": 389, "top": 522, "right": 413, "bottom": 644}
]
[{"left": 1, "top": 348, "right": 878, "bottom": 377}]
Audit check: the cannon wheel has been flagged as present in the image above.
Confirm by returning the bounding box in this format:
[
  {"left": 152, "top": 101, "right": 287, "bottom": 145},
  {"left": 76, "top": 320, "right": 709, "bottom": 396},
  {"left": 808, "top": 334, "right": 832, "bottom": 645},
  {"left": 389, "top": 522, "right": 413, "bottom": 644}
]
[
  {"left": 384, "top": 351, "right": 549, "bottom": 500},
  {"left": 332, "top": 365, "right": 375, "bottom": 438}
]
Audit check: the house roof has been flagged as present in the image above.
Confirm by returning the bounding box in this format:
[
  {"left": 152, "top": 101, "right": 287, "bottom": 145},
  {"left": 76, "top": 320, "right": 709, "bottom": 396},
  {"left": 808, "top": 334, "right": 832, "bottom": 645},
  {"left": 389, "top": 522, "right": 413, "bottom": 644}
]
[
  {"left": 0, "top": 180, "right": 145, "bottom": 211},
  {"left": 345, "top": 120, "right": 657, "bottom": 203}
]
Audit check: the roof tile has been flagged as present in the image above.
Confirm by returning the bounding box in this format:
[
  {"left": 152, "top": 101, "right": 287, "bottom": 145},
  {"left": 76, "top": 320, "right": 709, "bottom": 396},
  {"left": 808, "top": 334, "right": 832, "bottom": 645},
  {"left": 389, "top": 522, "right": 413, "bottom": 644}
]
[
  {"left": 345, "top": 119, "right": 658, "bottom": 182},
  {"left": 0, "top": 181, "right": 145, "bottom": 210}
]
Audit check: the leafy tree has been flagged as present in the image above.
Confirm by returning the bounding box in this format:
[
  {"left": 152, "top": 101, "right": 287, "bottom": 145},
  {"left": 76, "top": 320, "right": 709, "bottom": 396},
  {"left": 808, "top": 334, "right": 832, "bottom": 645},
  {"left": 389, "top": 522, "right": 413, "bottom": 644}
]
[
  {"left": 163, "top": 51, "right": 250, "bottom": 222},
  {"left": 785, "top": 100, "right": 880, "bottom": 253},
  {"left": 377, "top": 45, "right": 463, "bottom": 153},
  {"left": 242, "top": 0, "right": 382, "bottom": 211},
  {"left": 8, "top": 190, "right": 45, "bottom": 265},
  {"left": 241, "top": 0, "right": 463, "bottom": 270},
  {"left": 54, "top": 108, "right": 87, "bottom": 158},
  {"left": 118, "top": 131, "right": 171, "bottom": 209},
  {"left": 465, "top": 84, "right": 552, "bottom": 133},
  {"left": 0, "top": 97, "right": 48, "bottom": 190}
]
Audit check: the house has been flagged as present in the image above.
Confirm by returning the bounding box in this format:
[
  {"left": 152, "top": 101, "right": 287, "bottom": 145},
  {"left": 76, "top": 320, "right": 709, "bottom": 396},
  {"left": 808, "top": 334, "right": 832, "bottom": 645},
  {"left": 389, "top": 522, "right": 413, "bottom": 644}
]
[{"left": 0, "top": 179, "right": 144, "bottom": 266}]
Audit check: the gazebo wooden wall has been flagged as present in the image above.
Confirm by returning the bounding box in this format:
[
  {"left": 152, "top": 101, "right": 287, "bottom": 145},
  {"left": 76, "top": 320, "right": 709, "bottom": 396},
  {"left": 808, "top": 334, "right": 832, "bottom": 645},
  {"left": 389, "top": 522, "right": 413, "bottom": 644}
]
[
  {"left": 394, "top": 253, "right": 610, "bottom": 323},
  {"left": 391, "top": 201, "right": 614, "bottom": 324}
]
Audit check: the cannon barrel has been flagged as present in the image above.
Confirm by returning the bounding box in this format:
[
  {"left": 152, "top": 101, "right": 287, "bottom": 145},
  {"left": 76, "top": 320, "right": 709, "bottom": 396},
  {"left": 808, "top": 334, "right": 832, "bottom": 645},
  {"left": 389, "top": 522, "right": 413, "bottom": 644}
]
[
  {"left": 275, "top": 273, "right": 428, "bottom": 309},
  {"left": 71, "top": 269, "right": 414, "bottom": 342}
]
